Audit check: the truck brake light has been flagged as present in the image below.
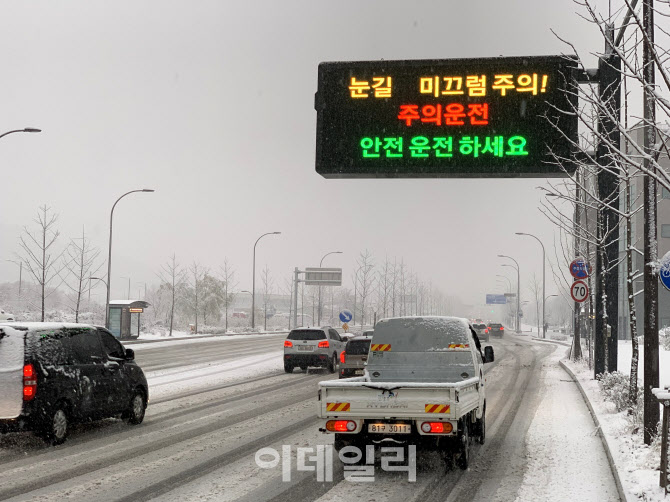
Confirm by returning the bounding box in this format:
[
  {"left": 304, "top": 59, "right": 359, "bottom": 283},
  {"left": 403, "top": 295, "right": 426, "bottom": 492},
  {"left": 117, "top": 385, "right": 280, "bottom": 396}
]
[
  {"left": 284, "top": 340, "right": 293, "bottom": 348},
  {"left": 23, "top": 364, "right": 37, "bottom": 401},
  {"left": 340, "top": 351, "right": 346, "bottom": 364},
  {"left": 318, "top": 340, "right": 329, "bottom": 348},
  {"left": 326, "top": 420, "right": 357, "bottom": 432},
  {"left": 420, "top": 422, "right": 453, "bottom": 434}
]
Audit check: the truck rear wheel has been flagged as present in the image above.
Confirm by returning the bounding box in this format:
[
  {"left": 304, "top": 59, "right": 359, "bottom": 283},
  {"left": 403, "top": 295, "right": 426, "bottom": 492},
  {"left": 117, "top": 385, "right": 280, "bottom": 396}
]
[
  {"left": 457, "top": 421, "right": 470, "bottom": 470},
  {"left": 475, "top": 407, "right": 486, "bottom": 445},
  {"left": 284, "top": 362, "right": 294, "bottom": 373}
]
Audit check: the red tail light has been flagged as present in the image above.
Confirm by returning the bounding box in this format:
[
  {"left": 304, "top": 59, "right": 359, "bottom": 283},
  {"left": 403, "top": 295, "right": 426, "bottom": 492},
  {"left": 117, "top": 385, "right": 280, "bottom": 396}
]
[
  {"left": 318, "top": 340, "right": 329, "bottom": 348},
  {"left": 284, "top": 340, "right": 293, "bottom": 348},
  {"left": 420, "top": 421, "right": 453, "bottom": 434},
  {"left": 500, "top": 327, "right": 504, "bottom": 331},
  {"left": 340, "top": 351, "right": 346, "bottom": 364},
  {"left": 23, "top": 364, "right": 37, "bottom": 401},
  {"left": 326, "top": 420, "right": 357, "bottom": 432}
]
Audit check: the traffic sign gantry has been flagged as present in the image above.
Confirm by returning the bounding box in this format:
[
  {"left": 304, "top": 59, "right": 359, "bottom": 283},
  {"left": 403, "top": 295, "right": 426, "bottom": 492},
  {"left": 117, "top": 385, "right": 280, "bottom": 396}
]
[
  {"left": 569, "top": 258, "right": 591, "bottom": 279},
  {"left": 570, "top": 280, "right": 589, "bottom": 303}
]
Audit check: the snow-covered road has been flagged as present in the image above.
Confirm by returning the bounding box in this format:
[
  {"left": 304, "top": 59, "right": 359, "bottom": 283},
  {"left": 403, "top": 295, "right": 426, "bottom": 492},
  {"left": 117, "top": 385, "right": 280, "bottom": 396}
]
[{"left": 0, "top": 333, "right": 620, "bottom": 501}]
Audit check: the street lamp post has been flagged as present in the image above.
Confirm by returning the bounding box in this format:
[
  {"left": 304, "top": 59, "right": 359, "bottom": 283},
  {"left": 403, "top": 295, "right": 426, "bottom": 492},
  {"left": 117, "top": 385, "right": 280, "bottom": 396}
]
[
  {"left": 0, "top": 128, "right": 41, "bottom": 140},
  {"left": 317, "top": 251, "right": 343, "bottom": 325},
  {"left": 516, "top": 232, "right": 547, "bottom": 338},
  {"left": 499, "top": 254, "right": 521, "bottom": 333},
  {"left": 104, "top": 189, "right": 155, "bottom": 328},
  {"left": 251, "top": 232, "right": 281, "bottom": 329},
  {"left": 544, "top": 294, "right": 558, "bottom": 336}
]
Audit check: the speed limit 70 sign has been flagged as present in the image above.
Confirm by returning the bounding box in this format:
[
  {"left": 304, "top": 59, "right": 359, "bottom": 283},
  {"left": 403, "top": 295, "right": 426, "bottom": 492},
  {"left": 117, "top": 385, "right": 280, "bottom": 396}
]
[{"left": 570, "top": 280, "right": 589, "bottom": 303}]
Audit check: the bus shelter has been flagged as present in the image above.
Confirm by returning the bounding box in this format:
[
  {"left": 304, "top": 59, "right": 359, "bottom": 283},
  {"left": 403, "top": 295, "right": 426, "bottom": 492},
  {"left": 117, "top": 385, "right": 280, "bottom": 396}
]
[{"left": 108, "top": 300, "right": 150, "bottom": 340}]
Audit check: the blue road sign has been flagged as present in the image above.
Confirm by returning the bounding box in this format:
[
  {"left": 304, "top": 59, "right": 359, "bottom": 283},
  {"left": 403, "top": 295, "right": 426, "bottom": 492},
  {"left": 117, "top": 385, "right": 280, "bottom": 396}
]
[
  {"left": 570, "top": 258, "right": 591, "bottom": 279},
  {"left": 661, "top": 262, "right": 670, "bottom": 292},
  {"left": 486, "top": 294, "right": 507, "bottom": 305},
  {"left": 339, "top": 310, "right": 353, "bottom": 323}
]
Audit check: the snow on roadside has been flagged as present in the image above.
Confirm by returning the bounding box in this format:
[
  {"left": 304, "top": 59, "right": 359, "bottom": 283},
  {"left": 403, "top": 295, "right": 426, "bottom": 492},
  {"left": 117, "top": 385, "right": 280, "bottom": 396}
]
[
  {"left": 514, "top": 347, "right": 619, "bottom": 502},
  {"left": 565, "top": 346, "right": 666, "bottom": 501}
]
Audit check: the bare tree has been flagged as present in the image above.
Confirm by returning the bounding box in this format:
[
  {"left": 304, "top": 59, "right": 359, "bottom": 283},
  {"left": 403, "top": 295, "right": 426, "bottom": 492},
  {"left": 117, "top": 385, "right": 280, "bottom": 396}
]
[
  {"left": 61, "top": 226, "right": 103, "bottom": 322},
  {"left": 158, "top": 254, "right": 186, "bottom": 337},
  {"left": 18, "top": 205, "right": 68, "bottom": 321},
  {"left": 355, "top": 250, "right": 375, "bottom": 326},
  {"left": 218, "top": 258, "right": 237, "bottom": 332},
  {"left": 186, "top": 262, "right": 207, "bottom": 334}
]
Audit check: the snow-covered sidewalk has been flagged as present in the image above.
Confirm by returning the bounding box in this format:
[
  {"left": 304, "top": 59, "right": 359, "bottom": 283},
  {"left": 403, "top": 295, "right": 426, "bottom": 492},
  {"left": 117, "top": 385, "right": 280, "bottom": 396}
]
[
  {"left": 563, "top": 342, "right": 667, "bottom": 501},
  {"left": 514, "top": 345, "right": 619, "bottom": 502}
]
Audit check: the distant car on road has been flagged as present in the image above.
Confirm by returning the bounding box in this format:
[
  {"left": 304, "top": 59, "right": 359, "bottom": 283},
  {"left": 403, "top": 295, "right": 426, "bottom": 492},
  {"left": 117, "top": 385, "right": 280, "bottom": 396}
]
[
  {"left": 339, "top": 335, "right": 373, "bottom": 378},
  {"left": 0, "top": 322, "right": 148, "bottom": 445},
  {"left": 283, "top": 327, "right": 346, "bottom": 373},
  {"left": 472, "top": 322, "right": 489, "bottom": 342},
  {"left": 488, "top": 322, "right": 505, "bottom": 337}
]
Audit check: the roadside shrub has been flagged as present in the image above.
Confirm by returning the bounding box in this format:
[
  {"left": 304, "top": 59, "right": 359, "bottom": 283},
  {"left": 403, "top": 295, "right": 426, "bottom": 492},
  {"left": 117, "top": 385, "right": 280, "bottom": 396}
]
[{"left": 597, "top": 370, "right": 644, "bottom": 430}]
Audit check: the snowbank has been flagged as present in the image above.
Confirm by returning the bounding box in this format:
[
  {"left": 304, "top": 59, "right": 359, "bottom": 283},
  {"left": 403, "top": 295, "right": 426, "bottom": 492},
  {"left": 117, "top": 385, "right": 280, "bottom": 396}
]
[{"left": 563, "top": 341, "right": 670, "bottom": 501}]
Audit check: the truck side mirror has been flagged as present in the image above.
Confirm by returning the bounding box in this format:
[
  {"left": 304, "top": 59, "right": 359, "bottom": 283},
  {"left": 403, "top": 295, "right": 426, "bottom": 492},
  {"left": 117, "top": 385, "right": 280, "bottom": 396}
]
[
  {"left": 125, "top": 348, "right": 135, "bottom": 360},
  {"left": 484, "top": 346, "right": 494, "bottom": 363}
]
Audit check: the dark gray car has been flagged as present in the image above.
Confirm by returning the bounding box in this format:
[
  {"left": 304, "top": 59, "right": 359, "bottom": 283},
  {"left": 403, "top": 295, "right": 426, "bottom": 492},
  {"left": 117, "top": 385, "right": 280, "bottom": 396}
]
[{"left": 339, "top": 335, "right": 372, "bottom": 378}]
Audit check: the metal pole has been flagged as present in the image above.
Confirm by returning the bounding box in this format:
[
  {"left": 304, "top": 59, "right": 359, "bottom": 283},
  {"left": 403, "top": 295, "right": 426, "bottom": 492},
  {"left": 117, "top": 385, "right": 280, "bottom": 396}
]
[
  {"left": 104, "top": 189, "right": 154, "bottom": 328},
  {"left": 661, "top": 403, "right": 668, "bottom": 488},
  {"left": 293, "top": 268, "right": 299, "bottom": 329},
  {"left": 317, "top": 251, "right": 342, "bottom": 325},
  {"left": 251, "top": 231, "right": 280, "bottom": 329},
  {"left": 499, "top": 255, "right": 520, "bottom": 333},
  {"left": 515, "top": 233, "right": 546, "bottom": 337},
  {"left": 643, "top": 0, "right": 659, "bottom": 445}
]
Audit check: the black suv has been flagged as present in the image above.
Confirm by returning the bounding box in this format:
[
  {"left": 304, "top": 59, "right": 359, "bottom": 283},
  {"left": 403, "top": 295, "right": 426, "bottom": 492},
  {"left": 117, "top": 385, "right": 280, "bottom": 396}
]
[{"left": 0, "top": 322, "right": 148, "bottom": 445}]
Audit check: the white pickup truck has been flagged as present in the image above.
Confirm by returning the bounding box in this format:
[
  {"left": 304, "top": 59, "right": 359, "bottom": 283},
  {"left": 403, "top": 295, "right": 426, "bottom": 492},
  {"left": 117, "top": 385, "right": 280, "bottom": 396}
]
[{"left": 317, "top": 316, "right": 494, "bottom": 469}]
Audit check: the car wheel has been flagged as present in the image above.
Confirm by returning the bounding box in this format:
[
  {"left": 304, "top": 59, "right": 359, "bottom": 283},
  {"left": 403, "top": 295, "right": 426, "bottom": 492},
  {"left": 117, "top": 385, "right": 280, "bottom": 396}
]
[
  {"left": 40, "top": 404, "right": 69, "bottom": 446},
  {"left": 284, "top": 362, "right": 294, "bottom": 373},
  {"left": 327, "top": 354, "right": 336, "bottom": 373},
  {"left": 124, "top": 390, "right": 146, "bottom": 425},
  {"left": 300, "top": 365, "right": 308, "bottom": 372},
  {"left": 457, "top": 420, "right": 470, "bottom": 470}
]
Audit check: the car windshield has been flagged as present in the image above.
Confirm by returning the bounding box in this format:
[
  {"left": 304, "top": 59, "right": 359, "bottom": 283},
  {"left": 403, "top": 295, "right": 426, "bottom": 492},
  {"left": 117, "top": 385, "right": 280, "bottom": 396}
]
[
  {"left": 489, "top": 323, "right": 503, "bottom": 328},
  {"left": 287, "top": 330, "right": 326, "bottom": 340}
]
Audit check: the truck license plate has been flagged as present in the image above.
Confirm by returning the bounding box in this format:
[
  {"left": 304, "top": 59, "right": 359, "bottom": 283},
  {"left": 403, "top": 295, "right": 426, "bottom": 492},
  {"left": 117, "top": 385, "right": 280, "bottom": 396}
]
[
  {"left": 368, "top": 423, "right": 410, "bottom": 434},
  {"left": 354, "top": 370, "right": 364, "bottom": 375},
  {"left": 298, "top": 345, "right": 314, "bottom": 351}
]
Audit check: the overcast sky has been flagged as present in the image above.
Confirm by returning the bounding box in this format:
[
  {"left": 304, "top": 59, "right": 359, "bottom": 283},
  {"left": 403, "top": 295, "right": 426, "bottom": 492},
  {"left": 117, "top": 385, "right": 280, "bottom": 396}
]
[{"left": 0, "top": 0, "right": 619, "bottom": 309}]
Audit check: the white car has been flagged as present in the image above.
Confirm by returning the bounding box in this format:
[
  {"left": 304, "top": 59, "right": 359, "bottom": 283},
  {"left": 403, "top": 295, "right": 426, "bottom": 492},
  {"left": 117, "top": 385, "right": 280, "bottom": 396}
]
[{"left": 0, "top": 310, "right": 15, "bottom": 322}]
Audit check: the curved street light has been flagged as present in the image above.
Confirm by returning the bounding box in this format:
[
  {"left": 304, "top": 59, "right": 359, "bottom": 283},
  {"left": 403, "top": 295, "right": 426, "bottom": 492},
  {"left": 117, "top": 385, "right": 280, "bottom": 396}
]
[
  {"left": 0, "top": 128, "right": 41, "bottom": 140},
  {"left": 499, "top": 254, "right": 521, "bottom": 333},
  {"left": 317, "top": 251, "right": 343, "bottom": 324},
  {"left": 251, "top": 232, "right": 281, "bottom": 329},
  {"left": 516, "top": 232, "right": 547, "bottom": 338},
  {"left": 104, "top": 189, "right": 155, "bottom": 328}
]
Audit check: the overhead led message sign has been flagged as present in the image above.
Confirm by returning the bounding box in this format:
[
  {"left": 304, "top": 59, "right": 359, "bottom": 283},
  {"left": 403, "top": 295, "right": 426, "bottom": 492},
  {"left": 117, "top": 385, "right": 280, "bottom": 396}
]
[{"left": 315, "top": 55, "right": 578, "bottom": 178}]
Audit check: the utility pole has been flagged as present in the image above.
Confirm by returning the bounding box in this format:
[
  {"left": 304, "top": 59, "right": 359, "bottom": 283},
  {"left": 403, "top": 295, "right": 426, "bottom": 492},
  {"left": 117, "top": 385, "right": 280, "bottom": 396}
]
[
  {"left": 643, "top": 0, "right": 659, "bottom": 446},
  {"left": 594, "top": 25, "right": 621, "bottom": 376},
  {"left": 574, "top": 168, "right": 583, "bottom": 360}
]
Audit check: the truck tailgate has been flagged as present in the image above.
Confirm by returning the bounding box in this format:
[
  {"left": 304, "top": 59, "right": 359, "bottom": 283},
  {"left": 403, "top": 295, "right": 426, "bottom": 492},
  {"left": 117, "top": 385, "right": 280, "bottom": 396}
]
[{"left": 318, "top": 379, "right": 480, "bottom": 420}]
